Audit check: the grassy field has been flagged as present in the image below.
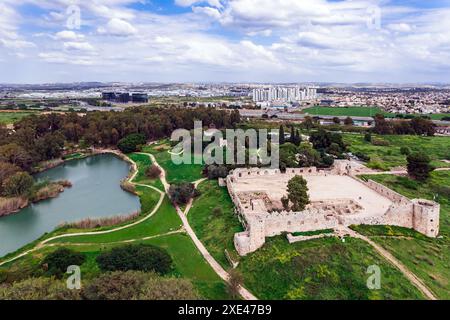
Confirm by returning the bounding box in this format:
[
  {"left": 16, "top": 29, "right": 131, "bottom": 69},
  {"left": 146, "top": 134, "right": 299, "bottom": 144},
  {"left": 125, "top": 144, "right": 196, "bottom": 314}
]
[
  {"left": 128, "top": 153, "right": 165, "bottom": 190},
  {"left": 302, "top": 106, "right": 449, "bottom": 120},
  {"left": 343, "top": 133, "right": 450, "bottom": 170},
  {"left": 0, "top": 111, "right": 39, "bottom": 124},
  {"left": 355, "top": 171, "right": 450, "bottom": 299},
  {"left": 188, "top": 180, "right": 244, "bottom": 267},
  {"left": 237, "top": 236, "right": 423, "bottom": 300},
  {"left": 143, "top": 141, "right": 204, "bottom": 184}
]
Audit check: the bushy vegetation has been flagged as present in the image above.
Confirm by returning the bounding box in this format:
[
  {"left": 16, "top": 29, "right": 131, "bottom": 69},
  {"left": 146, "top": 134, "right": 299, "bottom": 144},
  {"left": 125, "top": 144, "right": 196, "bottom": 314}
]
[
  {"left": 117, "top": 133, "right": 146, "bottom": 153},
  {"left": 41, "top": 248, "right": 86, "bottom": 277},
  {"left": 169, "top": 182, "right": 199, "bottom": 206},
  {"left": 286, "top": 176, "right": 310, "bottom": 211},
  {"left": 96, "top": 244, "right": 172, "bottom": 274}
]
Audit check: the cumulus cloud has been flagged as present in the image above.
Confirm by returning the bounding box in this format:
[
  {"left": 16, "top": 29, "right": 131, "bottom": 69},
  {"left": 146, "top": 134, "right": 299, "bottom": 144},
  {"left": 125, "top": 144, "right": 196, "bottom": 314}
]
[{"left": 97, "top": 18, "right": 137, "bottom": 36}]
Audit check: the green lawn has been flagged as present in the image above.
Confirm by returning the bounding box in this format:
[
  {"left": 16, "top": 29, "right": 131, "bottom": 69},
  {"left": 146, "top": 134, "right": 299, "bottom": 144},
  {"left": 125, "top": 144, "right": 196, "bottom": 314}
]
[
  {"left": 344, "top": 133, "right": 450, "bottom": 170},
  {"left": 302, "top": 106, "right": 449, "bottom": 120},
  {"left": 303, "top": 106, "right": 388, "bottom": 118},
  {"left": 237, "top": 236, "right": 424, "bottom": 300},
  {"left": 128, "top": 153, "right": 165, "bottom": 190},
  {"left": 354, "top": 171, "right": 450, "bottom": 299},
  {"left": 143, "top": 142, "right": 204, "bottom": 184},
  {"left": 188, "top": 180, "right": 244, "bottom": 267},
  {"left": 0, "top": 111, "right": 39, "bottom": 125}
]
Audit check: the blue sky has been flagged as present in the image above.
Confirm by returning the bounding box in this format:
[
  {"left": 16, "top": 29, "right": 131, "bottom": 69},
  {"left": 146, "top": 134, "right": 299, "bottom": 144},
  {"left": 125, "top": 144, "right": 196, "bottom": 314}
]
[{"left": 1, "top": 0, "right": 450, "bottom": 83}]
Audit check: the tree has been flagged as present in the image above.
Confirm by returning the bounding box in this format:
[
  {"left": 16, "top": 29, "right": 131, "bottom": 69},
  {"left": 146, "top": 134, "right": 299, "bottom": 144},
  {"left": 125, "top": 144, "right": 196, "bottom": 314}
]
[
  {"left": 169, "top": 182, "right": 198, "bottom": 206},
  {"left": 286, "top": 176, "right": 310, "bottom": 211},
  {"left": 374, "top": 114, "right": 392, "bottom": 135},
  {"left": 117, "top": 133, "right": 146, "bottom": 153},
  {"left": 0, "top": 143, "right": 33, "bottom": 171},
  {"left": 41, "top": 248, "right": 86, "bottom": 277},
  {"left": 364, "top": 133, "right": 372, "bottom": 142},
  {"left": 407, "top": 152, "right": 434, "bottom": 181},
  {"left": 332, "top": 117, "right": 340, "bottom": 124},
  {"left": 96, "top": 244, "right": 172, "bottom": 274},
  {"left": 0, "top": 162, "right": 21, "bottom": 194},
  {"left": 227, "top": 269, "right": 244, "bottom": 300},
  {"left": 344, "top": 117, "right": 354, "bottom": 126},
  {"left": 2, "top": 172, "right": 34, "bottom": 197},
  {"left": 410, "top": 117, "right": 435, "bottom": 136},
  {"left": 292, "top": 129, "right": 302, "bottom": 146},
  {"left": 279, "top": 125, "right": 285, "bottom": 145},
  {"left": 145, "top": 164, "right": 162, "bottom": 179}
]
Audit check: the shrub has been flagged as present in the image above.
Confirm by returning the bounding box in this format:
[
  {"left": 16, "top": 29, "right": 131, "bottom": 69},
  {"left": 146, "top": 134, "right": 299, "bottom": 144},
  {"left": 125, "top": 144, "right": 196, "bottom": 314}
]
[
  {"left": 212, "top": 207, "right": 223, "bottom": 217},
  {"left": 355, "top": 152, "right": 370, "bottom": 162},
  {"left": 371, "top": 138, "right": 390, "bottom": 146},
  {"left": 0, "top": 277, "right": 81, "bottom": 300},
  {"left": 364, "top": 133, "right": 372, "bottom": 142},
  {"left": 82, "top": 271, "right": 198, "bottom": 300},
  {"left": 1, "top": 172, "right": 34, "bottom": 197},
  {"left": 145, "top": 164, "right": 162, "bottom": 179},
  {"left": 41, "top": 248, "right": 86, "bottom": 277},
  {"left": 96, "top": 244, "right": 172, "bottom": 274},
  {"left": 400, "top": 146, "right": 411, "bottom": 156}
]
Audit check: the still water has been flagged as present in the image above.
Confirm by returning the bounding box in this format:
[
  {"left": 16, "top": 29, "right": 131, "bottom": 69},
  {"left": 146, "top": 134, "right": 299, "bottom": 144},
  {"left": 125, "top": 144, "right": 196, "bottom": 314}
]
[{"left": 0, "top": 154, "right": 141, "bottom": 257}]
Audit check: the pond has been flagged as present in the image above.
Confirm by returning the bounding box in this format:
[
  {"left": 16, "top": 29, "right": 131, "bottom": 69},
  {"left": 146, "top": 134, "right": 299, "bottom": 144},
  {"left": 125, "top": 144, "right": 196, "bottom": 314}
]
[{"left": 0, "top": 154, "right": 141, "bottom": 258}]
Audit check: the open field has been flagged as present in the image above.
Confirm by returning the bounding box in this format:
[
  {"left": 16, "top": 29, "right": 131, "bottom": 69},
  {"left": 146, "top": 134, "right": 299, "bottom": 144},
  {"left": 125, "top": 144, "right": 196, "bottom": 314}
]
[
  {"left": 303, "top": 106, "right": 387, "bottom": 117},
  {"left": 237, "top": 236, "right": 424, "bottom": 300},
  {"left": 355, "top": 171, "right": 450, "bottom": 299},
  {"left": 188, "top": 180, "right": 244, "bottom": 267},
  {"left": 0, "top": 111, "right": 39, "bottom": 124},
  {"left": 302, "top": 106, "right": 449, "bottom": 120},
  {"left": 343, "top": 133, "right": 450, "bottom": 170}
]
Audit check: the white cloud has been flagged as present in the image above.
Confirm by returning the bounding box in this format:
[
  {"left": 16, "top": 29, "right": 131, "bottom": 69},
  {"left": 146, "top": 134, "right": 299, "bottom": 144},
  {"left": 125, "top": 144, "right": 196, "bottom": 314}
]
[
  {"left": 387, "top": 23, "right": 412, "bottom": 33},
  {"left": 55, "top": 30, "right": 85, "bottom": 41},
  {"left": 97, "top": 18, "right": 137, "bottom": 36},
  {"left": 63, "top": 41, "right": 95, "bottom": 51}
]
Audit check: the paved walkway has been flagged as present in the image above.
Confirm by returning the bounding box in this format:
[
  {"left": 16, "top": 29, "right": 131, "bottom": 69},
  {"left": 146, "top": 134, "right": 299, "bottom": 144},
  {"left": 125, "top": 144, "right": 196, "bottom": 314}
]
[{"left": 339, "top": 227, "right": 437, "bottom": 300}]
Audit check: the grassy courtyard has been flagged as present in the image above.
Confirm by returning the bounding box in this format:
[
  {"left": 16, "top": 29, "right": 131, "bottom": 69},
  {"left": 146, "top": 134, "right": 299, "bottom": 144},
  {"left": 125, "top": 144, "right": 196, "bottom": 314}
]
[{"left": 355, "top": 171, "right": 450, "bottom": 299}]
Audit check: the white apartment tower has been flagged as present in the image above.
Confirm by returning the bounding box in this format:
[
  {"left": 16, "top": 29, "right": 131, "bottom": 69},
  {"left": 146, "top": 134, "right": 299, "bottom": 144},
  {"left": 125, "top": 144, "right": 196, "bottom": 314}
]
[{"left": 252, "top": 86, "right": 317, "bottom": 103}]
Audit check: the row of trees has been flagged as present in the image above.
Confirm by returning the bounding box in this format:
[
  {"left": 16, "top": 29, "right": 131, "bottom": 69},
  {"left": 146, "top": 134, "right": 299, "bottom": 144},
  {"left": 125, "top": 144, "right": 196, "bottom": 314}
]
[{"left": 374, "top": 114, "right": 435, "bottom": 136}]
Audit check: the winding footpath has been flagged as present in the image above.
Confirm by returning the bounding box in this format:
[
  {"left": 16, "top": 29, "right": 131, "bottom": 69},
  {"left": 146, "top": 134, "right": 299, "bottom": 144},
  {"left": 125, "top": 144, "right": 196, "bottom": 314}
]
[
  {"left": 339, "top": 227, "right": 437, "bottom": 300},
  {"left": 140, "top": 153, "right": 258, "bottom": 300}
]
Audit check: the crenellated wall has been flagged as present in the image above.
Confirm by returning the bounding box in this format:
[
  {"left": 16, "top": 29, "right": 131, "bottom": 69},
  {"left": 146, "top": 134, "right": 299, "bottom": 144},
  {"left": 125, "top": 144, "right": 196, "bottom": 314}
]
[{"left": 227, "top": 164, "right": 441, "bottom": 256}]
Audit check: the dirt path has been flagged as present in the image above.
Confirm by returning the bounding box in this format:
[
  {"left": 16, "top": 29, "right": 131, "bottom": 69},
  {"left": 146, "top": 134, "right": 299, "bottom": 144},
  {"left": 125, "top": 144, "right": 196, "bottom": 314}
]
[
  {"left": 342, "top": 227, "right": 437, "bottom": 300},
  {"left": 140, "top": 153, "right": 258, "bottom": 300}
]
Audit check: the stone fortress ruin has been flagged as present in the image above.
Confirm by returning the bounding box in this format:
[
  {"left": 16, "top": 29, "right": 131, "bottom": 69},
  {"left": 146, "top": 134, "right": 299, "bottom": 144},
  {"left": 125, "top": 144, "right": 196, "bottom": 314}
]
[{"left": 226, "top": 161, "right": 440, "bottom": 256}]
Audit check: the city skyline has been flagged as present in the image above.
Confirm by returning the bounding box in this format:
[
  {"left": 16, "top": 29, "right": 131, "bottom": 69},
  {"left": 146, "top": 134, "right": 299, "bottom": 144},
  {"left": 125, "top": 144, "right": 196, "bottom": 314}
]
[{"left": 1, "top": 1, "right": 450, "bottom": 83}]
